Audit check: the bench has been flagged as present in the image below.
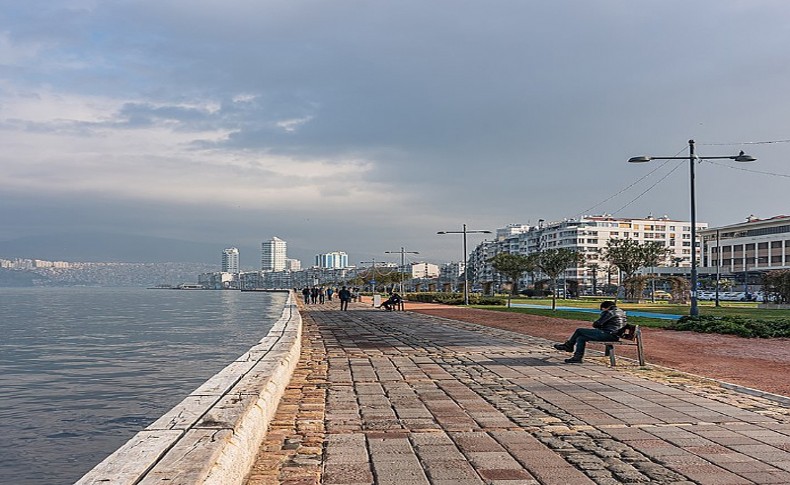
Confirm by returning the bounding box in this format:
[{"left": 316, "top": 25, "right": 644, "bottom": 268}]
[
  {"left": 381, "top": 299, "right": 405, "bottom": 311},
  {"left": 592, "top": 324, "right": 646, "bottom": 367}
]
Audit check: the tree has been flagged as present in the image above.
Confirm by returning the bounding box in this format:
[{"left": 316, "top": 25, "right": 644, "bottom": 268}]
[
  {"left": 763, "top": 270, "right": 790, "bottom": 303},
  {"left": 602, "top": 239, "right": 671, "bottom": 301},
  {"left": 488, "top": 253, "right": 536, "bottom": 307},
  {"left": 534, "top": 248, "right": 580, "bottom": 310}
]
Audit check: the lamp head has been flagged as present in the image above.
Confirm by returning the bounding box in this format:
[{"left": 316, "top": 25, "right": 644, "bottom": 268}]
[
  {"left": 732, "top": 150, "right": 756, "bottom": 163},
  {"left": 628, "top": 156, "right": 652, "bottom": 163},
  {"left": 437, "top": 231, "right": 446, "bottom": 234}
]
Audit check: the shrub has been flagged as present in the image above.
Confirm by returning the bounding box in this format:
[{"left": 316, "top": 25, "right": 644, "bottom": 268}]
[
  {"left": 669, "top": 315, "right": 790, "bottom": 338},
  {"left": 404, "top": 292, "right": 505, "bottom": 306}
]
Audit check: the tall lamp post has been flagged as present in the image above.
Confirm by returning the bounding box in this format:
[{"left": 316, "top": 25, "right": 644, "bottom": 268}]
[
  {"left": 360, "top": 259, "right": 383, "bottom": 293},
  {"left": 437, "top": 224, "right": 492, "bottom": 305},
  {"left": 628, "top": 139, "right": 755, "bottom": 316},
  {"left": 384, "top": 247, "right": 419, "bottom": 295}
]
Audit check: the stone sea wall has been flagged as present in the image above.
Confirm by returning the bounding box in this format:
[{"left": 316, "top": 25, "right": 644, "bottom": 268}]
[{"left": 76, "top": 290, "right": 302, "bottom": 484}]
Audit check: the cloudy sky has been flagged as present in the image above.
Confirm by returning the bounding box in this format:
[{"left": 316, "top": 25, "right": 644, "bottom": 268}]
[{"left": 1, "top": 0, "right": 789, "bottom": 266}]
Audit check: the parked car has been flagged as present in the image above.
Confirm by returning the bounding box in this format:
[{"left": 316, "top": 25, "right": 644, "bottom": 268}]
[{"left": 652, "top": 290, "right": 672, "bottom": 300}]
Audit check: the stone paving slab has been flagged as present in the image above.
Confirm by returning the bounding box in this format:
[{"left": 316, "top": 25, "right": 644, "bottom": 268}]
[{"left": 247, "top": 304, "right": 790, "bottom": 484}]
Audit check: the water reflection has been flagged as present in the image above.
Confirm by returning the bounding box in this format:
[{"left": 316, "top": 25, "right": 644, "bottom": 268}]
[{"left": 0, "top": 287, "right": 286, "bottom": 485}]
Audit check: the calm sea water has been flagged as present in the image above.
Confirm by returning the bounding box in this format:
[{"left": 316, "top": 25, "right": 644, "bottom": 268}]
[{"left": 0, "top": 287, "right": 288, "bottom": 485}]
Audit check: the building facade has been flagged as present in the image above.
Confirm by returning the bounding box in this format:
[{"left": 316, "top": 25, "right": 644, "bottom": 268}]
[
  {"left": 700, "top": 215, "right": 790, "bottom": 274},
  {"left": 315, "top": 251, "right": 349, "bottom": 269},
  {"left": 261, "top": 237, "right": 287, "bottom": 271},
  {"left": 221, "top": 247, "right": 240, "bottom": 273},
  {"left": 470, "top": 214, "right": 706, "bottom": 293}
]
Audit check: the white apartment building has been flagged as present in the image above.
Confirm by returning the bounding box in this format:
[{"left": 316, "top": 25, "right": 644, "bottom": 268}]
[
  {"left": 700, "top": 215, "right": 790, "bottom": 274},
  {"left": 408, "top": 262, "right": 440, "bottom": 279},
  {"left": 261, "top": 237, "right": 287, "bottom": 271},
  {"left": 285, "top": 258, "right": 302, "bottom": 271},
  {"left": 221, "top": 247, "right": 240, "bottom": 273},
  {"left": 316, "top": 251, "right": 349, "bottom": 269},
  {"left": 473, "top": 214, "right": 706, "bottom": 292}
]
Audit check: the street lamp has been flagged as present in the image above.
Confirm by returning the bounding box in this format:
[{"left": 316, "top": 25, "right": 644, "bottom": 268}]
[
  {"left": 628, "top": 139, "right": 756, "bottom": 316},
  {"left": 437, "top": 223, "right": 492, "bottom": 305},
  {"left": 384, "top": 247, "right": 419, "bottom": 295},
  {"left": 360, "top": 259, "right": 384, "bottom": 293}
]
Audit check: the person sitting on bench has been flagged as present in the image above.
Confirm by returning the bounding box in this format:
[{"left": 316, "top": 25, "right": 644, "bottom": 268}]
[
  {"left": 381, "top": 291, "right": 403, "bottom": 311},
  {"left": 553, "top": 300, "right": 627, "bottom": 364}
]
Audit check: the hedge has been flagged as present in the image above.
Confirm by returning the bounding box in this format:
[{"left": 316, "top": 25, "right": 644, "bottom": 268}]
[
  {"left": 406, "top": 292, "right": 505, "bottom": 306},
  {"left": 669, "top": 315, "right": 790, "bottom": 338}
]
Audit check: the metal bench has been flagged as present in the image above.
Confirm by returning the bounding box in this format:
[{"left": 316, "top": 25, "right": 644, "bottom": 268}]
[{"left": 594, "top": 324, "right": 646, "bottom": 367}]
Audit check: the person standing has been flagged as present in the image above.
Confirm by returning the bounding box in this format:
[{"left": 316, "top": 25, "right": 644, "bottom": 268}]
[
  {"left": 338, "top": 286, "right": 352, "bottom": 311},
  {"left": 326, "top": 287, "right": 334, "bottom": 301},
  {"left": 301, "top": 287, "right": 310, "bottom": 305},
  {"left": 553, "top": 301, "right": 627, "bottom": 363}
]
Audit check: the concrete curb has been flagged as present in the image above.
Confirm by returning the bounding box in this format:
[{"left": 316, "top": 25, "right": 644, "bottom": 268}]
[{"left": 76, "top": 291, "right": 302, "bottom": 485}]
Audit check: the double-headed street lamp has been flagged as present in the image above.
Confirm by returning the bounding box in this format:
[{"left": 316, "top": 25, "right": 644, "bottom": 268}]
[
  {"left": 437, "top": 224, "right": 492, "bottom": 305},
  {"left": 628, "top": 139, "right": 756, "bottom": 316},
  {"left": 384, "top": 247, "right": 419, "bottom": 295},
  {"left": 360, "top": 259, "right": 385, "bottom": 292}
]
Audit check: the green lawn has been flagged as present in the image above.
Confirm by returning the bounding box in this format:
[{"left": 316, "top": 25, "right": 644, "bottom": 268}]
[
  {"left": 475, "top": 305, "right": 670, "bottom": 328},
  {"left": 476, "top": 296, "right": 790, "bottom": 327}
]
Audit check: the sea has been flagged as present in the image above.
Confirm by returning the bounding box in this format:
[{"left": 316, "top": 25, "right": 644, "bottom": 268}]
[{"left": 0, "top": 287, "right": 288, "bottom": 485}]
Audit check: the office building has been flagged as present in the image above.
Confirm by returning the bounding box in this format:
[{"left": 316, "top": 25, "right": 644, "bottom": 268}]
[
  {"left": 261, "top": 237, "right": 287, "bottom": 271},
  {"left": 701, "top": 215, "right": 790, "bottom": 273},
  {"left": 316, "top": 251, "right": 349, "bottom": 269}
]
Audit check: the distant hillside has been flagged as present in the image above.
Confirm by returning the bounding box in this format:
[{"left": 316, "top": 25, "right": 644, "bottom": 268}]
[
  {"left": 0, "top": 268, "right": 50, "bottom": 287},
  {"left": 0, "top": 232, "right": 255, "bottom": 264}
]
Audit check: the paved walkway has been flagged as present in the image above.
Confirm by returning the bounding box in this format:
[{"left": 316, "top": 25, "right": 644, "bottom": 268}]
[{"left": 246, "top": 304, "right": 790, "bottom": 485}]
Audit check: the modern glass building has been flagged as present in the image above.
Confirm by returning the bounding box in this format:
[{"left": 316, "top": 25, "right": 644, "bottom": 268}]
[{"left": 315, "top": 251, "right": 349, "bottom": 269}]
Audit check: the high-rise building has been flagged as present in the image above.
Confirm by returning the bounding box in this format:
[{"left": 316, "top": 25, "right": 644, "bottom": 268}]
[
  {"left": 315, "top": 251, "right": 349, "bottom": 269},
  {"left": 261, "top": 237, "right": 287, "bottom": 271},
  {"left": 221, "top": 247, "right": 240, "bottom": 273},
  {"left": 285, "top": 258, "right": 302, "bottom": 271}
]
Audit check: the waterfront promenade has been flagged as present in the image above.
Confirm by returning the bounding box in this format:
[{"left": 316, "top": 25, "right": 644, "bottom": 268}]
[{"left": 245, "top": 303, "right": 790, "bottom": 484}]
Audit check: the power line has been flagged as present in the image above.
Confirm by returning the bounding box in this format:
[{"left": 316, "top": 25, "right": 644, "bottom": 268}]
[
  {"left": 575, "top": 160, "right": 671, "bottom": 217},
  {"left": 701, "top": 159, "right": 790, "bottom": 178},
  {"left": 699, "top": 138, "right": 790, "bottom": 146},
  {"left": 574, "top": 146, "right": 687, "bottom": 218},
  {"left": 611, "top": 160, "right": 686, "bottom": 216}
]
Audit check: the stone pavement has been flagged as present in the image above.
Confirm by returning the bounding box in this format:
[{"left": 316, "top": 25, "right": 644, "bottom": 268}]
[{"left": 246, "top": 304, "right": 790, "bottom": 485}]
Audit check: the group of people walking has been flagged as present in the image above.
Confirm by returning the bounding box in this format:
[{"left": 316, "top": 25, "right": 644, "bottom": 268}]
[{"left": 300, "top": 286, "right": 359, "bottom": 310}]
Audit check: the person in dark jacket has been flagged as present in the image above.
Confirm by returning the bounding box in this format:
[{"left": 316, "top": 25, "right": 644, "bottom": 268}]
[
  {"left": 553, "top": 301, "right": 627, "bottom": 363},
  {"left": 381, "top": 291, "right": 402, "bottom": 311},
  {"left": 338, "top": 286, "right": 352, "bottom": 311}
]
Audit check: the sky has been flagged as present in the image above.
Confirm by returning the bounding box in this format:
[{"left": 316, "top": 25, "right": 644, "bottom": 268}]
[{"left": 1, "top": 0, "right": 789, "bottom": 267}]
